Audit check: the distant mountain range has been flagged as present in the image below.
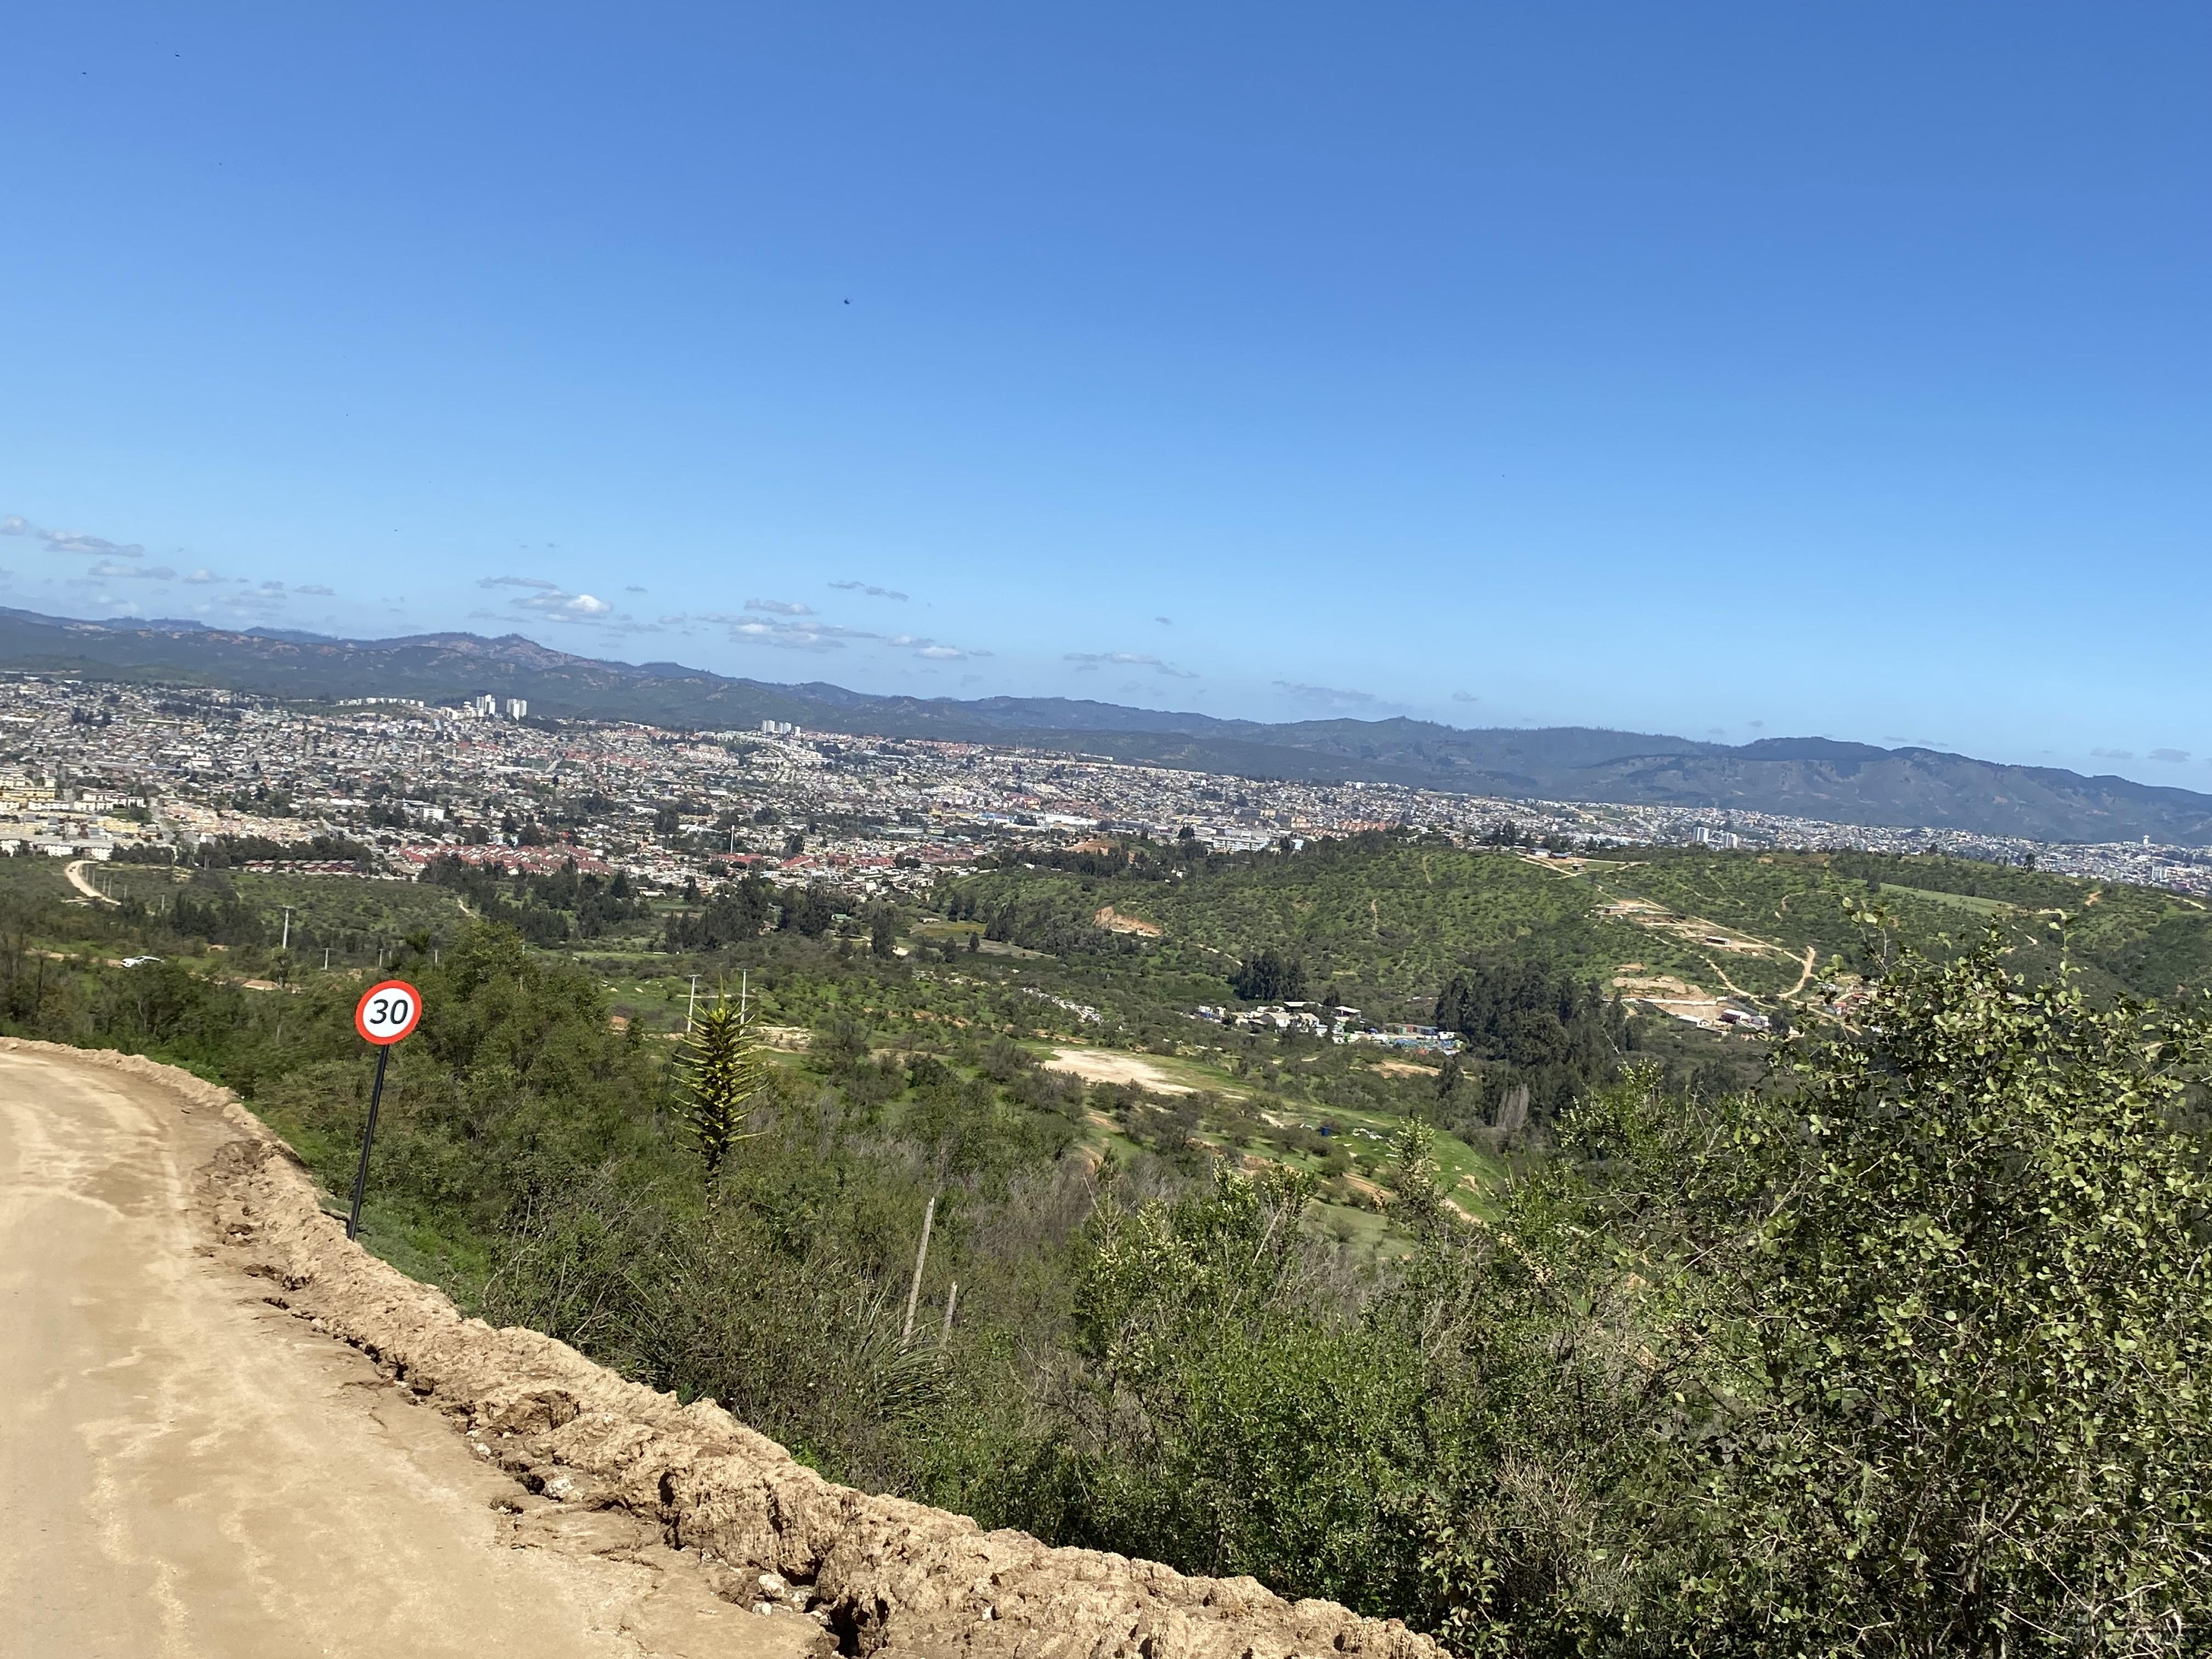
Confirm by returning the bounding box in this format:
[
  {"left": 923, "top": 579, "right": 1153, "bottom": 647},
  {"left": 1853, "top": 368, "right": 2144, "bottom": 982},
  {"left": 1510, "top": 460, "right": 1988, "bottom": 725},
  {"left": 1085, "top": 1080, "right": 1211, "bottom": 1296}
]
[{"left": 10, "top": 606, "right": 2212, "bottom": 847}]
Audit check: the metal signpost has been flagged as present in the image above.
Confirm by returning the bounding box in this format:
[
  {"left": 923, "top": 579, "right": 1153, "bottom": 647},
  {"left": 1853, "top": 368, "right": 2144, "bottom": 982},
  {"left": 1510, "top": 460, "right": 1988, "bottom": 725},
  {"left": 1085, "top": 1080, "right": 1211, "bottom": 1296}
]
[{"left": 346, "top": 978, "right": 423, "bottom": 1240}]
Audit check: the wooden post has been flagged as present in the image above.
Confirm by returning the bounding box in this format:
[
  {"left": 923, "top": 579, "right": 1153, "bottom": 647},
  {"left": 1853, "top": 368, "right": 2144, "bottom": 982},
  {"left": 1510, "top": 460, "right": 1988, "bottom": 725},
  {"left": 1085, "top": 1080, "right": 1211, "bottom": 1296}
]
[{"left": 900, "top": 1191, "right": 938, "bottom": 1348}]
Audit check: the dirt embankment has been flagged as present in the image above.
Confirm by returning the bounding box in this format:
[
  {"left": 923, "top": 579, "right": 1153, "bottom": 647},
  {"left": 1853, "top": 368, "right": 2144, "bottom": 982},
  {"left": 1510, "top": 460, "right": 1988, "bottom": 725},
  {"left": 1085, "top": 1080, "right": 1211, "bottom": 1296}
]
[
  {"left": 1092, "top": 906, "right": 1163, "bottom": 938},
  {"left": 42, "top": 1042, "right": 1438, "bottom": 1659}
]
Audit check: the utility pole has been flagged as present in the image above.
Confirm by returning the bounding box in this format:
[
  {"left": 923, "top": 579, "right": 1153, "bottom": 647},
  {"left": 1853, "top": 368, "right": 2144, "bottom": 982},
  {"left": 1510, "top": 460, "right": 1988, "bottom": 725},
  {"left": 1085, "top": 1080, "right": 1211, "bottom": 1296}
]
[
  {"left": 685, "top": 973, "right": 699, "bottom": 1030},
  {"left": 280, "top": 905, "right": 292, "bottom": 952}
]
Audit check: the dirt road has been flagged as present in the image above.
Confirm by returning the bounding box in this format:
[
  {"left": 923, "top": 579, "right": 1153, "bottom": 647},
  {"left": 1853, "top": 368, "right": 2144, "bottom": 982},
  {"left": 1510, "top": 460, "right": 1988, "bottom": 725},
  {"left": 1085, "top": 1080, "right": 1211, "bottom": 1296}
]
[
  {"left": 0, "top": 1047, "right": 810, "bottom": 1659},
  {"left": 64, "top": 859, "right": 122, "bottom": 906}
]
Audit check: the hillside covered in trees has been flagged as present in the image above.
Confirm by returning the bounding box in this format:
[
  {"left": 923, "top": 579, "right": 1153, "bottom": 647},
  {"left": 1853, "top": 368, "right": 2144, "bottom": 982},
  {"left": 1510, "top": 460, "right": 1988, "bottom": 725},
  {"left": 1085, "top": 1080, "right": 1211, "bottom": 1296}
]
[{"left": 7, "top": 833, "right": 2210, "bottom": 1654}]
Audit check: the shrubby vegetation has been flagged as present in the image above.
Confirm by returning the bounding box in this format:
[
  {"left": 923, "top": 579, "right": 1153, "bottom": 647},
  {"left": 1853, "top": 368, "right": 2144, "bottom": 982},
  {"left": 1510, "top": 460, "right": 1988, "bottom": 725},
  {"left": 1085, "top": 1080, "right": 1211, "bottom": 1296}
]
[
  {"left": 423, "top": 854, "right": 647, "bottom": 943},
  {"left": 9, "top": 839, "right": 2210, "bottom": 1654}
]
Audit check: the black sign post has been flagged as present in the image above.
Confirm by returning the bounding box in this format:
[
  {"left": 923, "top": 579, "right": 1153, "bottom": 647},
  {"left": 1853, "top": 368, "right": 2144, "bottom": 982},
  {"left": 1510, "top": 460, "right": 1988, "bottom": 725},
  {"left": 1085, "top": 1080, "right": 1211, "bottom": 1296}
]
[
  {"left": 347, "top": 978, "right": 422, "bottom": 1242},
  {"left": 346, "top": 1045, "right": 391, "bottom": 1240}
]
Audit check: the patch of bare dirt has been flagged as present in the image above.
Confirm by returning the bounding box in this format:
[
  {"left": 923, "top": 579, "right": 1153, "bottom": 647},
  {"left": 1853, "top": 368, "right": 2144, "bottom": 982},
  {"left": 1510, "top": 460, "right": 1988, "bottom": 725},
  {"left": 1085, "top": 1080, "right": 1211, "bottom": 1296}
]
[
  {"left": 1092, "top": 906, "right": 1163, "bottom": 938},
  {"left": 1042, "top": 1047, "right": 1199, "bottom": 1096}
]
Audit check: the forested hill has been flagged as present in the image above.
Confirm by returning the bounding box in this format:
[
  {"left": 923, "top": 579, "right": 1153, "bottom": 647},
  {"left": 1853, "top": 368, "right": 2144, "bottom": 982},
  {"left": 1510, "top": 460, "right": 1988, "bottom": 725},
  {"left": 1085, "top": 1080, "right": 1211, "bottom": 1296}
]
[
  {"left": 10, "top": 605, "right": 2212, "bottom": 844},
  {"left": 950, "top": 836, "right": 2212, "bottom": 1017}
]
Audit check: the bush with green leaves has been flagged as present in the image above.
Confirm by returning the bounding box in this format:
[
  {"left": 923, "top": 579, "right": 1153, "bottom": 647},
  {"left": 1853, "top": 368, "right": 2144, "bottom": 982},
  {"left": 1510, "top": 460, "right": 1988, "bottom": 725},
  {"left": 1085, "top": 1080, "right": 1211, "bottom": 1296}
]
[
  {"left": 1678, "top": 941, "right": 2212, "bottom": 1655},
  {"left": 1398, "top": 937, "right": 2212, "bottom": 1656}
]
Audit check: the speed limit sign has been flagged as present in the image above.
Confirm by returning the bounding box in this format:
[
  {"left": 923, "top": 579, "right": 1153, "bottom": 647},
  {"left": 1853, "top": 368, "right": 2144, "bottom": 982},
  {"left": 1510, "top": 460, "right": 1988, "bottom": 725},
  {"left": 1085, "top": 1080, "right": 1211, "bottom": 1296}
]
[
  {"left": 346, "top": 978, "right": 422, "bottom": 1239},
  {"left": 353, "top": 979, "right": 423, "bottom": 1045}
]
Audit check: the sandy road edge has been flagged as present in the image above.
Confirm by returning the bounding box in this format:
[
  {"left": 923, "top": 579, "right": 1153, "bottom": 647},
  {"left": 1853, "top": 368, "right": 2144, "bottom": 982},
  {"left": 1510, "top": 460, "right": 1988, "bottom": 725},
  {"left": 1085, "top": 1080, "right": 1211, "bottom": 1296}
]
[{"left": 4, "top": 1040, "right": 1443, "bottom": 1659}]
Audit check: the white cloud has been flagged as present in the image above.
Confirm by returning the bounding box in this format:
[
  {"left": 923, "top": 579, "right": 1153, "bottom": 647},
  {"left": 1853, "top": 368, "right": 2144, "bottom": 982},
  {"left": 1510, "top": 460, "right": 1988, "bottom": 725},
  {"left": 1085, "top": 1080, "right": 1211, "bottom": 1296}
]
[
  {"left": 1065, "top": 650, "right": 1197, "bottom": 679},
  {"left": 513, "top": 590, "right": 611, "bottom": 618},
  {"left": 91, "top": 560, "right": 176, "bottom": 580},
  {"left": 1451, "top": 691, "right": 1477, "bottom": 703},
  {"left": 296, "top": 584, "right": 335, "bottom": 596},
  {"left": 52, "top": 531, "right": 143, "bottom": 557},
  {"left": 183, "top": 568, "right": 221, "bottom": 584},
  {"left": 4, "top": 514, "right": 146, "bottom": 558},
  {"left": 2090, "top": 747, "right": 2136, "bottom": 761},
  {"left": 829, "top": 580, "right": 909, "bottom": 601},
  {"left": 2149, "top": 748, "right": 2191, "bottom": 764},
  {"left": 478, "top": 574, "right": 560, "bottom": 590},
  {"left": 729, "top": 617, "right": 851, "bottom": 650},
  {"left": 1274, "top": 680, "right": 1376, "bottom": 709},
  {"left": 717, "top": 614, "right": 978, "bottom": 658},
  {"left": 745, "top": 597, "right": 814, "bottom": 616}
]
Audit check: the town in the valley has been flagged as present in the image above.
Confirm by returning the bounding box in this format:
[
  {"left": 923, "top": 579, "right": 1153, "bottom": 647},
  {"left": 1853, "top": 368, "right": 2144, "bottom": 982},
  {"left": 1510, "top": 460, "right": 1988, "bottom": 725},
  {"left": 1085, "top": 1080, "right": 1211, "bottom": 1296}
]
[{"left": 19, "top": 675, "right": 2210, "bottom": 904}]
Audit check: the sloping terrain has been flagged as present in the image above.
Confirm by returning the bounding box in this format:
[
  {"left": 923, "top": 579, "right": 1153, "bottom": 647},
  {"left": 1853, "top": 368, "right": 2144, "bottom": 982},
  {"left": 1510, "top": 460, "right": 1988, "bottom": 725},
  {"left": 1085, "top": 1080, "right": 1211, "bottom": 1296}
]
[
  {"left": 0, "top": 1038, "right": 1439, "bottom": 1659},
  {"left": 0, "top": 1041, "right": 821, "bottom": 1658},
  {"left": 952, "top": 842, "right": 2212, "bottom": 1013}
]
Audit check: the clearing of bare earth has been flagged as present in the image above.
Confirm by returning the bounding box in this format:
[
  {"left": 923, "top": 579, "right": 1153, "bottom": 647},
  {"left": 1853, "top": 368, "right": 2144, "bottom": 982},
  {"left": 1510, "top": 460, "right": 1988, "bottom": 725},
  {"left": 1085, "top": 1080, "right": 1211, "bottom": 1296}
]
[{"left": 1041, "top": 1046, "right": 1209, "bottom": 1094}]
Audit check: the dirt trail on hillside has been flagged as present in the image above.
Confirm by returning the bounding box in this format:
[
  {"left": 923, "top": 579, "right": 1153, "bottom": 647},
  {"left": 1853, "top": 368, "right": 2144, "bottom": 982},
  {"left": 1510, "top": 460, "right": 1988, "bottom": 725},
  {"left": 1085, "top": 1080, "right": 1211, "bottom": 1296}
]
[
  {"left": 64, "top": 858, "right": 122, "bottom": 905},
  {"left": 0, "top": 1041, "right": 1438, "bottom": 1659},
  {"left": 0, "top": 1045, "right": 822, "bottom": 1658}
]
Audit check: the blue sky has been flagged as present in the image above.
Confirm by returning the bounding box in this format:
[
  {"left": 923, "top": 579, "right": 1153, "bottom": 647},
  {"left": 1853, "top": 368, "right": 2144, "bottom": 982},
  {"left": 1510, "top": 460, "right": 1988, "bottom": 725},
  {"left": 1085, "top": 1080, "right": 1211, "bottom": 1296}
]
[{"left": 3, "top": 4, "right": 2206, "bottom": 786}]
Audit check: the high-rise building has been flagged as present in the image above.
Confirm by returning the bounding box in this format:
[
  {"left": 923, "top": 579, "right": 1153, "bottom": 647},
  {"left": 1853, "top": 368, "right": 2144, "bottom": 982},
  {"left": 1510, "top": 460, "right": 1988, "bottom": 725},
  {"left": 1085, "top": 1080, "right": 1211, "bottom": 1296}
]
[{"left": 503, "top": 698, "right": 528, "bottom": 720}]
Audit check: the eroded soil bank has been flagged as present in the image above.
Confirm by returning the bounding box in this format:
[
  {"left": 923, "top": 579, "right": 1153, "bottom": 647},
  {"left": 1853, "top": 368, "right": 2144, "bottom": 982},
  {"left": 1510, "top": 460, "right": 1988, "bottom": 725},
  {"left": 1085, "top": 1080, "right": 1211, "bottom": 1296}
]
[{"left": 5, "top": 1039, "right": 1441, "bottom": 1659}]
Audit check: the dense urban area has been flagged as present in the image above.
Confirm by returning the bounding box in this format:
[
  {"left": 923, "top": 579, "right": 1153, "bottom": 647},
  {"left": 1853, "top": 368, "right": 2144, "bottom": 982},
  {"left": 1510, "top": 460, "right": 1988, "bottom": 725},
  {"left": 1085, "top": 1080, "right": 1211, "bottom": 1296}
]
[{"left": 19, "top": 675, "right": 2211, "bottom": 896}]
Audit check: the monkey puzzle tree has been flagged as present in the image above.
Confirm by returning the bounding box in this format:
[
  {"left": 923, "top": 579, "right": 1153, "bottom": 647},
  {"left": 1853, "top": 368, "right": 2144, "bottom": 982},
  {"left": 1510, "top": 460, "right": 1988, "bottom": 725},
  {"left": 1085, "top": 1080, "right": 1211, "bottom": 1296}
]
[{"left": 678, "top": 990, "right": 768, "bottom": 1178}]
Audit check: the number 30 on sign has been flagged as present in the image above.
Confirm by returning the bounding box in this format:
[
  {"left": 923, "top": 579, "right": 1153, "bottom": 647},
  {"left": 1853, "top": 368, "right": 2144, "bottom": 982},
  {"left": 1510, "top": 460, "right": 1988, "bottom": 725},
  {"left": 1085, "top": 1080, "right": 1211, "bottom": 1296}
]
[{"left": 354, "top": 979, "right": 424, "bottom": 1045}]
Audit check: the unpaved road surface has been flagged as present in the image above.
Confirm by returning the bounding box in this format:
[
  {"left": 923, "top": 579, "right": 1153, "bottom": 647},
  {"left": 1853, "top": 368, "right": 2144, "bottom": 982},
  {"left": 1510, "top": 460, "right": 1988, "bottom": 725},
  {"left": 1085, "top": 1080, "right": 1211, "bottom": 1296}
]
[
  {"left": 64, "top": 859, "right": 122, "bottom": 906},
  {"left": 0, "top": 1047, "right": 809, "bottom": 1659}
]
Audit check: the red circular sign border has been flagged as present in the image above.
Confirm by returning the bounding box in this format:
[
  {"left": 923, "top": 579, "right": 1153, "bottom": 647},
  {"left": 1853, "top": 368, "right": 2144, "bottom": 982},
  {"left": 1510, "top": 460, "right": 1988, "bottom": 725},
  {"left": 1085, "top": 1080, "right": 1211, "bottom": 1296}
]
[{"left": 354, "top": 978, "right": 424, "bottom": 1046}]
